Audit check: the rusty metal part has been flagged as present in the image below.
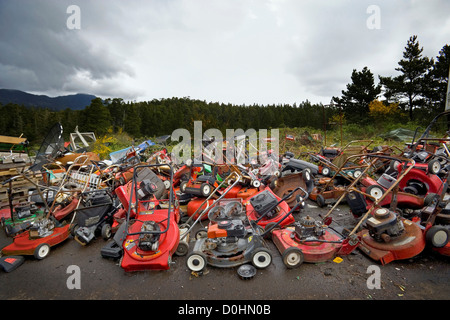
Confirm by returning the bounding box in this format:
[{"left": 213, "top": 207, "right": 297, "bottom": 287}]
[{"left": 271, "top": 172, "right": 307, "bottom": 208}]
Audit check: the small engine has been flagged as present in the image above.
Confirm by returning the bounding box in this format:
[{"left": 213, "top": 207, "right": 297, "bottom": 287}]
[
  {"left": 250, "top": 190, "right": 279, "bottom": 219},
  {"left": 29, "top": 218, "right": 55, "bottom": 239},
  {"left": 138, "top": 180, "right": 158, "bottom": 200},
  {"left": 365, "top": 208, "right": 404, "bottom": 243},
  {"left": 15, "top": 202, "right": 37, "bottom": 220},
  {"left": 217, "top": 219, "right": 246, "bottom": 239},
  {"left": 294, "top": 216, "right": 326, "bottom": 240},
  {"left": 75, "top": 226, "right": 95, "bottom": 245},
  {"left": 138, "top": 221, "right": 160, "bottom": 251}
]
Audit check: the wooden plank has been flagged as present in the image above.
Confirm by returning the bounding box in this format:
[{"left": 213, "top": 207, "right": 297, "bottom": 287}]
[
  {"left": 0, "top": 135, "right": 27, "bottom": 144},
  {"left": 0, "top": 162, "right": 28, "bottom": 171}
]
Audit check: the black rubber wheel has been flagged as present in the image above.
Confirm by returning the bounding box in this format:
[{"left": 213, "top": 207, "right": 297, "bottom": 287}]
[
  {"left": 195, "top": 228, "right": 208, "bottom": 240},
  {"left": 175, "top": 241, "right": 189, "bottom": 256},
  {"left": 366, "top": 185, "right": 384, "bottom": 201},
  {"left": 428, "top": 159, "right": 441, "bottom": 175},
  {"left": 282, "top": 247, "right": 304, "bottom": 269},
  {"left": 34, "top": 243, "right": 51, "bottom": 260},
  {"left": 316, "top": 194, "right": 326, "bottom": 208},
  {"left": 101, "top": 223, "right": 112, "bottom": 240},
  {"left": 180, "top": 181, "right": 188, "bottom": 193},
  {"left": 426, "top": 225, "right": 449, "bottom": 248},
  {"left": 251, "top": 247, "right": 272, "bottom": 269},
  {"left": 353, "top": 169, "right": 363, "bottom": 179},
  {"left": 186, "top": 252, "right": 207, "bottom": 272},
  {"left": 200, "top": 183, "right": 212, "bottom": 197},
  {"left": 263, "top": 222, "right": 279, "bottom": 239}
]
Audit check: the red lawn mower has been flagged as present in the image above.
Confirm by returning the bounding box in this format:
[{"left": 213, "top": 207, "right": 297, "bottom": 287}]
[
  {"left": 245, "top": 187, "right": 297, "bottom": 229},
  {"left": 0, "top": 167, "right": 85, "bottom": 260},
  {"left": 101, "top": 164, "right": 186, "bottom": 271},
  {"left": 358, "top": 157, "right": 448, "bottom": 213},
  {"left": 269, "top": 215, "right": 360, "bottom": 268},
  {"left": 356, "top": 193, "right": 450, "bottom": 264},
  {"left": 259, "top": 185, "right": 360, "bottom": 269},
  {"left": 244, "top": 169, "right": 313, "bottom": 229}
]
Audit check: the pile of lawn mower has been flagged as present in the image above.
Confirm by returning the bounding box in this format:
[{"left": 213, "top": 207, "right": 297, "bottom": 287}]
[{"left": 1, "top": 113, "right": 449, "bottom": 277}]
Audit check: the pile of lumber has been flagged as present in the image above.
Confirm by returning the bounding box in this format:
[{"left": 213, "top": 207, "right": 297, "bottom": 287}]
[{"left": 0, "top": 134, "right": 41, "bottom": 210}]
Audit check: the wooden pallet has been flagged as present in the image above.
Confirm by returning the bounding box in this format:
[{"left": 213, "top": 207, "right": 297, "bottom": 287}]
[{"left": 0, "top": 162, "right": 42, "bottom": 209}]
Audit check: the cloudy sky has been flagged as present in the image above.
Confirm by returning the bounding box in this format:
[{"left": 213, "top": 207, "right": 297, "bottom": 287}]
[{"left": 0, "top": 0, "right": 449, "bottom": 105}]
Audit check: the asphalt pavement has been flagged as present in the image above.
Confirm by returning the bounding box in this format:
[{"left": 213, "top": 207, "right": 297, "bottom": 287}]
[{"left": 0, "top": 200, "right": 448, "bottom": 308}]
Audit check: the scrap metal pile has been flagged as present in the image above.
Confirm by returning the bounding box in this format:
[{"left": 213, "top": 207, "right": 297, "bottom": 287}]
[{"left": 0, "top": 112, "right": 449, "bottom": 275}]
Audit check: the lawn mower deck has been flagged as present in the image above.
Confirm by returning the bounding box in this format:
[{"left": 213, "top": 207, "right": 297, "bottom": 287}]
[
  {"left": 271, "top": 215, "right": 359, "bottom": 268},
  {"left": 121, "top": 208, "right": 181, "bottom": 271},
  {"left": 357, "top": 212, "right": 425, "bottom": 265},
  {"left": 1, "top": 219, "right": 71, "bottom": 260}
]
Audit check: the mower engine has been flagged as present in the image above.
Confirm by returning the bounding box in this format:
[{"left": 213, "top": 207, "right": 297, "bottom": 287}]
[
  {"left": 137, "top": 180, "right": 158, "bottom": 200},
  {"left": 29, "top": 218, "right": 55, "bottom": 239},
  {"left": 250, "top": 190, "right": 279, "bottom": 219},
  {"left": 294, "top": 216, "right": 326, "bottom": 240},
  {"left": 138, "top": 221, "right": 160, "bottom": 252},
  {"left": 217, "top": 219, "right": 246, "bottom": 239},
  {"left": 365, "top": 208, "right": 405, "bottom": 243},
  {"left": 207, "top": 219, "right": 247, "bottom": 241},
  {"left": 75, "top": 227, "right": 95, "bottom": 245},
  {"left": 15, "top": 202, "right": 38, "bottom": 220}
]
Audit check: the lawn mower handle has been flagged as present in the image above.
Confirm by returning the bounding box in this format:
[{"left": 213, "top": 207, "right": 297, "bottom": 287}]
[
  {"left": 125, "top": 163, "right": 175, "bottom": 237},
  {"left": 322, "top": 153, "right": 415, "bottom": 220},
  {"left": 346, "top": 156, "right": 416, "bottom": 237},
  {"left": 260, "top": 186, "right": 309, "bottom": 237},
  {"left": 179, "top": 171, "right": 242, "bottom": 241}
]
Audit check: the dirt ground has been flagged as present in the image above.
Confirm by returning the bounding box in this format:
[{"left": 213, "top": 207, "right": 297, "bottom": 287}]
[{"left": 0, "top": 199, "right": 448, "bottom": 310}]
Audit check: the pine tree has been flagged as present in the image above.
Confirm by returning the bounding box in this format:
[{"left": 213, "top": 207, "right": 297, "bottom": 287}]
[
  {"left": 82, "top": 97, "right": 112, "bottom": 135},
  {"left": 332, "top": 66, "right": 381, "bottom": 123},
  {"left": 423, "top": 44, "right": 450, "bottom": 113},
  {"left": 379, "top": 35, "right": 433, "bottom": 120},
  {"left": 123, "top": 103, "right": 142, "bottom": 137}
]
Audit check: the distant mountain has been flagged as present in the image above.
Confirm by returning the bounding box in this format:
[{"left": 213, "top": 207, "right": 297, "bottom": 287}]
[{"left": 0, "top": 89, "right": 97, "bottom": 110}]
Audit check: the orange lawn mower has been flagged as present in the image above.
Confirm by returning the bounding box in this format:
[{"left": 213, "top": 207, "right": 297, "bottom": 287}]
[{"left": 326, "top": 155, "right": 444, "bottom": 265}]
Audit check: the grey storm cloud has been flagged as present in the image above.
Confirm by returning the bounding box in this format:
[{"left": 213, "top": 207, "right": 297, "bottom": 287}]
[
  {"left": 0, "top": 0, "right": 449, "bottom": 104},
  {"left": 0, "top": 0, "right": 137, "bottom": 98}
]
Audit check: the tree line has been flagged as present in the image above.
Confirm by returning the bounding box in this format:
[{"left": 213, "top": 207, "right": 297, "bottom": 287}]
[{"left": 0, "top": 97, "right": 334, "bottom": 145}]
